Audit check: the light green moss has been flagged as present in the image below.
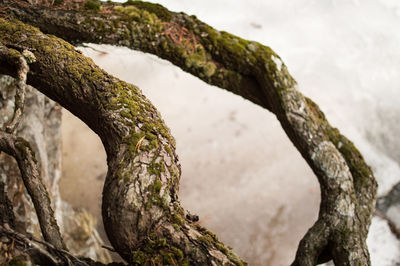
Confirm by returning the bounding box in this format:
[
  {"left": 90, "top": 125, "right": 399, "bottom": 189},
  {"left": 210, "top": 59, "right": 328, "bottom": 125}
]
[
  {"left": 113, "top": 5, "right": 158, "bottom": 25},
  {"left": 114, "top": 5, "right": 124, "bottom": 12},
  {"left": 132, "top": 250, "right": 146, "bottom": 264},
  {"left": 8, "top": 48, "right": 21, "bottom": 62},
  {"left": 171, "top": 213, "right": 184, "bottom": 226},
  {"left": 203, "top": 62, "right": 216, "bottom": 77},
  {"left": 184, "top": 50, "right": 216, "bottom": 77},
  {"left": 127, "top": 1, "right": 173, "bottom": 21}
]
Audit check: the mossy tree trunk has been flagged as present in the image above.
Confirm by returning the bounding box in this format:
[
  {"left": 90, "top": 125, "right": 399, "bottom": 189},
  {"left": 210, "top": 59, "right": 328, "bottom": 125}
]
[{"left": 0, "top": 0, "right": 377, "bottom": 265}]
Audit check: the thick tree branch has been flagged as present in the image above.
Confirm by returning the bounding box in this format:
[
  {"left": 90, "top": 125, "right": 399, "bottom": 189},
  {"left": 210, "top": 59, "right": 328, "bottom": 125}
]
[
  {"left": 0, "top": 18, "right": 245, "bottom": 265},
  {"left": 0, "top": 1, "right": 378, "bottom": 264}
]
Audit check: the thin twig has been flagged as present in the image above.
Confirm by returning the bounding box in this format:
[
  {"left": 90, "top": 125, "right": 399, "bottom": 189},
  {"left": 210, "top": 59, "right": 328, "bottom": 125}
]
[
  {"left": 0, "top": 224, "right": 60, "bottom": 265},
  {"left": 101, "top": 245, "right": 116, "bottom": 252},
  {"left": 0, "top": 224, "right": 90, "bottom": 265}
]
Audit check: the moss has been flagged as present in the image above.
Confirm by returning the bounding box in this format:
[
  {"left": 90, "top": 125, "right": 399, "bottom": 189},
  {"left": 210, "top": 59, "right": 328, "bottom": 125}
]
[
  {"left": 305, "top": 97, "right": 327, "bottom": 121},
  {"left": 145, "top": 199, "right": 151, "bottom": 211},
  {"left": 140, "top": 132, "right": 159, "bottom": 151},
  {"left": 170, "top": 246, "right": 184, "bottom": 260},
  {"left": 132, "top": 250, "right": 146, "bottom": 264},
  {"left": 131, "top": 236, "right": 187, "bottom": 265},
  {"left": 160, "top": 250, "right": 178, "bottom": 265},
  {"left": 95, "top": 20, "right": 106, "bottom": 33},
  {"left": 123, "top": 0, "right": 136, "bottom": 5},
  {"left": 172, "top": 223, "right": 180, "bottom": 231},
  {"left": 171, "top": 213, "right": 184, "bottom": 226},
  {"left": 195, "top": 224, "right": 217, "bottom": 241},
  {"left": 215, "top": 242, "right": 229, "bottom": 254},
  {"left": 203, "top": 62, "right": 216, "bottom": 77},
  {"left": 184, "top": 49, "right": 217, "bottom": 77},
  {"left": 195, "top": 21, "right": 289, "bottom": 87},
  {"left": 157, "top": 238, "right": 167, "bottom": 247},
  {"left": 124, "top": 6, "right": 141, "bottom": 20},
  {"left": 113, "top": 5, "right": 158, "bottom": 25},
  {"left": 153, "top": 179, "right": 162, "bottom": 192},
  {"left": 7, "top": 48, "right": 21, "bottom": 65},
  {"left": 148, "top": 162, "right": 165, "bottom": 177},
  {"left": 151, "top": 193, "right": 164, "bottom": 207},
  {"left": 197, "top": 235, "right": 214, "bottom": 247},
  {"left": 129, "top": 1, "right": 173, "bottom": 21},
  {"left": 326, "top": 128, "right": 374, "bottom": 189},
  {"left": 113, "top": 5, "right": 125, "bottom": 13},
  {"left": 84, "top": 0, "right": 102, "bottom": 12},
  {"left": 185, "top": 52, "right": 205, "bottom": 68},
  {"left": 246, "top": 42, "right": 259, "bottom": 52}
]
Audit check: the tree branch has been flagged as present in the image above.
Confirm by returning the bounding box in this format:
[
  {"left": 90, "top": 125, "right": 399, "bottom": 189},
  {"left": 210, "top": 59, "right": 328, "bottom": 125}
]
[
  {"left": 0, "top": 1, "right": 378, "bottom": 264},
  {"left": 0, "top": 131, "right": 65, "bottom": 250},
  {"left": 0, "top": 17, "right": 245, "bottom": 265}
]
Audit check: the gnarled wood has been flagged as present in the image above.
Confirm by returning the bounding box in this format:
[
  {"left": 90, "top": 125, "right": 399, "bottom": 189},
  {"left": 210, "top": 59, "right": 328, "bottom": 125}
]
[
  {"left": 0, "top": 1, "right": 378, "bottom": 264},
  {"left": 0, "top": 18, "right": 244, "bottom": 265}
]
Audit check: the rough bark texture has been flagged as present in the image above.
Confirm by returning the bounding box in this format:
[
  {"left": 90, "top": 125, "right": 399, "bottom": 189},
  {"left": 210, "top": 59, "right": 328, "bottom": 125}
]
[
  {"left": 0, "top": 0, "right": 378, "bottom": 265},
  {"left": 0, "top": 16, "right": 244, "bottom": 265}
]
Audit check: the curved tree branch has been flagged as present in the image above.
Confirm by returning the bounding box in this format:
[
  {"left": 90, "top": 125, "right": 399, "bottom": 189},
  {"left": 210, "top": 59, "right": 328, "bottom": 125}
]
[
  {"left": 0, "top": 18, "right": 245, "bottom": 265},
  {"left": 0, "top": 1, "right": 378, "bottom": 264}
]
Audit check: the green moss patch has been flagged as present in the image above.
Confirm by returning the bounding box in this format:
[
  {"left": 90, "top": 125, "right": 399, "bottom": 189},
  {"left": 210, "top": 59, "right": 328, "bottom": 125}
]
[
  {"left": 126, "top": 1, "right": 173, "bottom": 21},
  {"left": 84, "top": 0, "right": 102, "bottom": 12},
  {"left": 131, "top": 235, "right": 187, "bottom": 265}
]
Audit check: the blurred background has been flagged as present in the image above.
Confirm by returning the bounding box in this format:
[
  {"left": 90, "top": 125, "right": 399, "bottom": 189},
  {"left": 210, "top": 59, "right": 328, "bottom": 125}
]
[{"left": 59, "top": 0, "right": 400, "bottom": 265}]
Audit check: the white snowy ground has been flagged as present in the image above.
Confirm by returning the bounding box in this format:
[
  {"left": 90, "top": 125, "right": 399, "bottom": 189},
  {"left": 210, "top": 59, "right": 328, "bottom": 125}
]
[{"left": 61, "top": 0, "right": 400, "bottom": 265}]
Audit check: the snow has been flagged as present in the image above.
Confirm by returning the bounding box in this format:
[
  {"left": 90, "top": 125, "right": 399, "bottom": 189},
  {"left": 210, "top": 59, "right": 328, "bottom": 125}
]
[{"left": 368, "top": 216, "right": 400, "bottom": 266}]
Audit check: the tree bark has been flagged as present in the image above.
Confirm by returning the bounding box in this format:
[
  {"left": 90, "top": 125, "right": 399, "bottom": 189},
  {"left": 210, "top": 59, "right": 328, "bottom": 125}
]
[{"left": 0, "top": 0, "right": 378, "bottom": 265}]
